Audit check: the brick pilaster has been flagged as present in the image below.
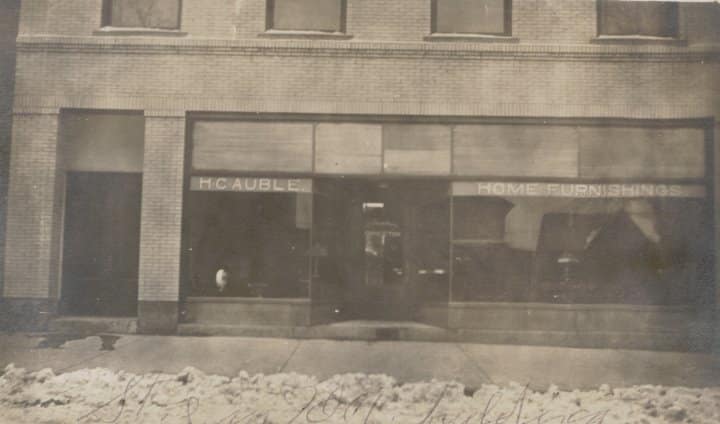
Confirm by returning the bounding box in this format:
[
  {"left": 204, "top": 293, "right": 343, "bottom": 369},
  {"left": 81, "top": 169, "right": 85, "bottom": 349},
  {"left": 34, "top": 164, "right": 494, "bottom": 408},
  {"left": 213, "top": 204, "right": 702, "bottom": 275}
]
[
  {"left": 1, "top": 110, "right": 62, "bottom": 330},
  {"left": 137, "top": 111, "right": 186, "bottom": 333},
  {"left": 0, "top": 0, "right": 21, "bottom": 301}
]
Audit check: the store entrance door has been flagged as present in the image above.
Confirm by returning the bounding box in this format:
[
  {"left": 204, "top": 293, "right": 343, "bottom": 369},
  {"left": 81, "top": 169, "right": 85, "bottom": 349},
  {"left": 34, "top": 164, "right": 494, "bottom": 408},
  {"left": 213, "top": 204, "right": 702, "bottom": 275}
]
[
  {"left": 343, "top": 182, "right": 415, "bottom": 321},
  {"left": 314, "top": 179, "right": 450, "bottom": 323},
  {"left": 60, "top": 172, "right": 141, "bottom": 316}
]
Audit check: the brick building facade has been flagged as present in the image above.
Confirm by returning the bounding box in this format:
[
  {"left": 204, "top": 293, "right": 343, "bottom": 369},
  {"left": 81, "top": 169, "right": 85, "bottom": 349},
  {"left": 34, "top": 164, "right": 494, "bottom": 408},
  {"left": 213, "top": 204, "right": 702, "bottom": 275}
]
[
  {"left": 0, "top": 0, "right": 21, "bottom": 315},
  {"left": 2, "top": 0, "right": 720, "bottom": 351}
]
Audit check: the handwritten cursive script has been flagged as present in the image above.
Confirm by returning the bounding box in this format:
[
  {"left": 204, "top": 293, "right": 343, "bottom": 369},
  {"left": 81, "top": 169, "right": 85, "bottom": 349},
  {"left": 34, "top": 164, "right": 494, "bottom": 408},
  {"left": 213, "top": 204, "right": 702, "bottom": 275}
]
[{"left": 77, "top": 375, "right": 609, "bottom": 424}]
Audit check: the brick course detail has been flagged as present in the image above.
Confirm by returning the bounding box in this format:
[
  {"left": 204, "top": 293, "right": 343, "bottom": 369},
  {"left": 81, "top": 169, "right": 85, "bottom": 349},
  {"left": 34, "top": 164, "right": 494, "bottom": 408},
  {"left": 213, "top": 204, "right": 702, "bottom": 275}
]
[{"left": 3, "top": 111, "right": 61, "bottom": 299}]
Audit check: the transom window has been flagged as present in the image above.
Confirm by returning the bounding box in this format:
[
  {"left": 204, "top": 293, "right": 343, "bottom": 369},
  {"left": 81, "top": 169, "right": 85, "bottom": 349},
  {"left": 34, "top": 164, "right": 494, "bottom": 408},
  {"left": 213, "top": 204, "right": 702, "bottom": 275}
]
[
  {"left": 101, "top": 0, "right": 181, "bottom": 30},
  {"left": 267, "top": 0, "right": 346, "bottom": 33},
  {"left": 432, "top": 0, "right": 512, "bottom": 36},
  {"left": 598, "top": 0, "right": 679, "bottom": 38}
]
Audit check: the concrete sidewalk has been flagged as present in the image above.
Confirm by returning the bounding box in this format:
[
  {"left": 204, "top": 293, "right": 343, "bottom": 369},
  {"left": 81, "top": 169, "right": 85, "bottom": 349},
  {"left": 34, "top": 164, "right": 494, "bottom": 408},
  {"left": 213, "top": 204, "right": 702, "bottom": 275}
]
[{"left": 1, "top": 332, "right": 719, "bottom": 391}]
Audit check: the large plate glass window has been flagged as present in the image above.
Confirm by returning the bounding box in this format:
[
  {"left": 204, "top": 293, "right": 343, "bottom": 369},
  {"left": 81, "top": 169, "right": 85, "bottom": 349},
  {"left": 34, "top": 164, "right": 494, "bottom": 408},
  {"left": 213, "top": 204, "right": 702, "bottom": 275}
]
[
  {"left": 102, "top": 0, "right": 181, "bottom": 30},
  {"left": 267, "top": 0, "right": 346, "bottom": 33},
  {"left": 186, "top": 178, "right": 312, "bottom": 298},
  {"left": 451, "top": 182, "right": 711, "bottom": 305},
  {"left": 432, "top": 0, "right": 512, "bottom": 36},
  {"left": 598, "top": 0, "right": 679, "bottom": 38}
]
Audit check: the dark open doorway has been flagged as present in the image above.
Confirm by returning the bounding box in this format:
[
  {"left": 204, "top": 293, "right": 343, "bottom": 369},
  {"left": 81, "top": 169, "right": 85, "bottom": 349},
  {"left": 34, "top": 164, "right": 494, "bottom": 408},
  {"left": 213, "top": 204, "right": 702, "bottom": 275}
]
[{"left": 60, "top": 172, "right": 142, "bottom": 316}]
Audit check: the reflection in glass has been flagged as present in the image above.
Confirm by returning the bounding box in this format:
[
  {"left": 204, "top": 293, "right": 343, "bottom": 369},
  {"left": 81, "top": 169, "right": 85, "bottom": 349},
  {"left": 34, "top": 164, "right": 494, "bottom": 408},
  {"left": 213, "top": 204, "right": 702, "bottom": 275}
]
[
  {"left": 452, "top": 196, "right": 711, "bottom": 305},
  {"left": 363, "top": 202, "right": 403, "bottom": 287},
  {"left": 186, "top": 192, "right": 310, "bottom": 298}
]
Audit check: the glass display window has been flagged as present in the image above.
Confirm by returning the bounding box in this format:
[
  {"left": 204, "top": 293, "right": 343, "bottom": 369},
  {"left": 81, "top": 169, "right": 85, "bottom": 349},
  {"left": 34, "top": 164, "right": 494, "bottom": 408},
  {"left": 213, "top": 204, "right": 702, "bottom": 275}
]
[
  {"left": 450, "top": 182, "right": 712, "bottom": 305},
  {"left": 184, "top": 175, "right": 711, "bottom": 309},
  {"left": 186, "top": 190, "right": 311, "bottom": 298}
]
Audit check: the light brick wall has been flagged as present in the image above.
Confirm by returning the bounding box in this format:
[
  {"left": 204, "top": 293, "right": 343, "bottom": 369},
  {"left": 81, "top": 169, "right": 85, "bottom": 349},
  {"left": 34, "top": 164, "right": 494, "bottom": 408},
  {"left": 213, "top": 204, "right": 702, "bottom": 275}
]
[
  {"left": 232, "top": 0, "right": 267, "bottom": 39},
  {"left": 18, "top": 0, "right": 100, "bottom": 37},
  {"left": 137, "top": 113, "right": 186, "bottom": 303},
  {"left": 0, "top": 0, "right": 21, "bottom": 298},
  {"left": 513, "top": 0, "right": 595, "bottom": 43},
  {"left": 3, "top": 111, "right": 61, "bottom": 299},
  {"left": 11, "top": 46, "right": 720, "bottom": 119},
  {"left": 183, "top": 0, "right": 238, "bottom": 39},
  {"left": 347, "top": 0, "right": 429, "bottom": 42}
]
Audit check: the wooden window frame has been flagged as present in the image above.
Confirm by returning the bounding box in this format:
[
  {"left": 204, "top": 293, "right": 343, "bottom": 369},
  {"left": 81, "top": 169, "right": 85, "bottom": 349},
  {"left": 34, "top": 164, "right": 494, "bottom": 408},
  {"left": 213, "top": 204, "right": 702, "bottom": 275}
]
[
  {"left": 266, "top": 0, "right": 347, "bottom": 33},
  {"left": 596, "top": 0, "right": 679, "bottom": 38},
  {"left": 431, "top": 0, "right": 512, "bottom": 36},
  {"left": 101, "top": 0, "right": 183, "bottom": 30}
]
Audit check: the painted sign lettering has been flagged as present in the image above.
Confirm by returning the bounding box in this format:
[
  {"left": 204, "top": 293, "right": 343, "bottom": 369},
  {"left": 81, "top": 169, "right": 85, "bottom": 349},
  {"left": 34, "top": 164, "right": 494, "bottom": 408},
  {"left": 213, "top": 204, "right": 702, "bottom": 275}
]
[
  {"left": 452, "top": 182, "right": 706, "bottom": 198},
  {"left": 190, "top": 177, "right": 313, "bottom": 193}
]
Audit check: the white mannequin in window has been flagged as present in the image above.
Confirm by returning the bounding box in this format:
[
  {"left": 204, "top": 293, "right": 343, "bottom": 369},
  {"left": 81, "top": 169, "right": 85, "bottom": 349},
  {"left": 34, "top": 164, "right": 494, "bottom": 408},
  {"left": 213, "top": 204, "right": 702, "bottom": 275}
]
[{"left": 215, "top": 268, "right": 229, "bottom": 293}]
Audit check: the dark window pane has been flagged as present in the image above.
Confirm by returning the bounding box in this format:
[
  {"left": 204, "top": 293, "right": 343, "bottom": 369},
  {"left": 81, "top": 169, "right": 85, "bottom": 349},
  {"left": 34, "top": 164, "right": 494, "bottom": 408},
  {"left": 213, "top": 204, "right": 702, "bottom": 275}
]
[
  {"left": 187, "top": 192, "right": 310, "bottom": 298},
  {"left": 271, "top": 0, "right": 342, "bottom": 32},
  {"left": 108, "top": 0, "right": 180, "bottom": 29},
  {"left": 452, "top": 197, "right": 513, "bottom": 241},
  {"left": 600, "top": 1, "right": 678, "bottom": 37},
  {"left": 451, "top": 195, "right": 711, "bottom": 305},
  {"left": 435, "top": 0, "right": 507, "bottom": 34}
]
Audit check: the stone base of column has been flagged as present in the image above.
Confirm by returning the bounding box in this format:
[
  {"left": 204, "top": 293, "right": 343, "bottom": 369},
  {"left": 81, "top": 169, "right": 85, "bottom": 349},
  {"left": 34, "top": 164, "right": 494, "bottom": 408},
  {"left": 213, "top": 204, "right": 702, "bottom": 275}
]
[
  {"left": 138, "top": 301, "right": 178, "bottom": 334},
  {"left": 0, "top": 297, "right": 58, "bottom": 331}
]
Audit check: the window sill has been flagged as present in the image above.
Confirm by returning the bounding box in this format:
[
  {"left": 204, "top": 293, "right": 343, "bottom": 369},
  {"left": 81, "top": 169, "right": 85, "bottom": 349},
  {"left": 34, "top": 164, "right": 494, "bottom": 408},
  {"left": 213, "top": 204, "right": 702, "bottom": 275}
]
[
  {"left": 258, "top": 30, "right": 353, "bottom": 40},
  {"left": 93, "top": 27, "right": 187, "bottom": 37},
  {"left": 424, "top": 33, "right": 518, "bottom": 43},
  {"left": 591, "top": 35, "right": 686, "bottom": 46}
]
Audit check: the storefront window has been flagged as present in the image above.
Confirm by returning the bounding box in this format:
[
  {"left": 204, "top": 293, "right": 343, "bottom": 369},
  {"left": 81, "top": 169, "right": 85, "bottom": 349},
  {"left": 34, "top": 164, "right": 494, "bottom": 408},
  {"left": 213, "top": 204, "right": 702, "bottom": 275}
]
[
  {"left": 451, "top": 183, "right": 711, "bottom": 305},
  {"left": 186, "top": 190, "right": 311, "bottom": 298}
]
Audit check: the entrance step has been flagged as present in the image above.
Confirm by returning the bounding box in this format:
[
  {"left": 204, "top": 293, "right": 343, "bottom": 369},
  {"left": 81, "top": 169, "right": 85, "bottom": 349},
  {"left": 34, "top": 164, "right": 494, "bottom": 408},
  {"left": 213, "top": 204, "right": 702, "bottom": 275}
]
[
  {"left": 178, "top": 324, "right": 297, "bottom": 338},
  {"left": 178, "top": 320, "right": 450, "bottom": 341},
  {"left": 49, "top": 316, "right": 138, "bottom": 334},
  {"left": 317, "top": 320, "right": 448, "bottom": 341}
]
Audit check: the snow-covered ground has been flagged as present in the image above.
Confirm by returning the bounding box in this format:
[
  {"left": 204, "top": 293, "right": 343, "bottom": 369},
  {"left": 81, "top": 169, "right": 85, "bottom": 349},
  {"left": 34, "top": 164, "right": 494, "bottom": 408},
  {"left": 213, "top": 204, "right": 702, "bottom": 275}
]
[{"left": 1, "top": 364, "right": 719, "bottom": 423}]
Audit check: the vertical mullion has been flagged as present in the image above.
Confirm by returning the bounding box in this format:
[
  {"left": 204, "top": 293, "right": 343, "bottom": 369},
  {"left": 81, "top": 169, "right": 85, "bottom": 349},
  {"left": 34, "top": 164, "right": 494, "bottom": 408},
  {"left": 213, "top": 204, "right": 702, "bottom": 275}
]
[
  {"left": 448, "top": 187, "right": 454, "bottom": 304},
  {"left": 176, "top": 0, "right": 183, "bottom": 30},
  {"left": 308, "top": 123, "right": 316, "bottom": 301},
  {"left": 340, "top": 0, "right": 347, "bottom": 33},
  {"left": 449, "top": 125, "right": 455, "bottom": 176},
  {"left": 505, "top": 0, "right": 512, "bottom": 36},
  {"left": 266, "top": 0, "right": 275, "bottom": 30},
  {"left": 101, "top": 0, "right": 113, "bottom": 27},
  {"left": 308, "top": 189, "right": 314, "bottom": 301},
  {"left": 448, "top": 128, "right": 454, "bottom": 304},
  {"left": 430, "top": 0, "right": 438, "bottom": 34},
  {"left": 380, "top": 124, "right": 386, "bottom": 175}
]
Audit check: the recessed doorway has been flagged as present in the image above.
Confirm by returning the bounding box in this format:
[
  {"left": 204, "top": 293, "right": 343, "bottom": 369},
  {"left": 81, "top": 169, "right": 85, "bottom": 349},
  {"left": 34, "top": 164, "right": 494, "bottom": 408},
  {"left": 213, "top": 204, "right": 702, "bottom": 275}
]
[
  {"left": 60, "top": 172, "right": 142, "bottom": 316},
  {"left": 314, "top": 180, "right": 450, "bottom": 321}
]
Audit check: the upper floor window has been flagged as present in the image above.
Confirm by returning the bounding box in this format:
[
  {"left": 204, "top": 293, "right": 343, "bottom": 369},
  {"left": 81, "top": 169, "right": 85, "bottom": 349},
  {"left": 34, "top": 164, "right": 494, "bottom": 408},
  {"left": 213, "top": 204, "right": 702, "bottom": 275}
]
[
  {"left": 598, "top": 0, "right": 678, "bottom": 38},
  {"left": 101, "top": 0, "right": 181, "bottom": 30},
  {"left": 267, "top": 0, "right": 346, "bottom": 33},
  {"left": 432, "top": 0, "right": 512, "bottom": 36}
]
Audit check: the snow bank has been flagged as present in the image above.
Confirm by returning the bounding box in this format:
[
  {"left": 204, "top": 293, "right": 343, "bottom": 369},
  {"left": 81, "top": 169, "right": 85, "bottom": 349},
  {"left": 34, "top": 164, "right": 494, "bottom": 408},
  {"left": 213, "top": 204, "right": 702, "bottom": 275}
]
[{"left": 1, "top": 363, "right": 718, "bottom": 423}]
